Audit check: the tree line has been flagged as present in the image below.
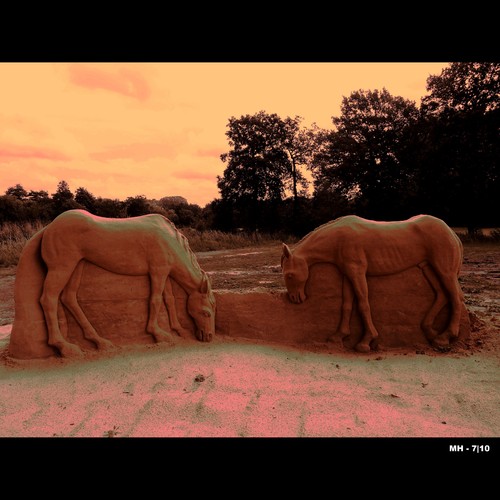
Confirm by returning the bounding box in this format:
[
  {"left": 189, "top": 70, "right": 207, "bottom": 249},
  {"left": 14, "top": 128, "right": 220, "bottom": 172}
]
[
  {"left": 0, "top": 182, "right": 210, "bottom": 230},
  {"left": 1, "top": 63, "right": 498, "bottom": 236},
  {"left": 214, "top": 62, "right": 499, "bottom": 235}
]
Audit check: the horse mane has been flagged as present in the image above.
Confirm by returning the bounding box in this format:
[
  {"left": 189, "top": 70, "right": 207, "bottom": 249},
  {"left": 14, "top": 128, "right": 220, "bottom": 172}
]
[
  {"left": 295, "top": 215, "right": 349, "bottom": 246},
  {"left": 160, "top": 215, "right": 204, "bottom": 278}
]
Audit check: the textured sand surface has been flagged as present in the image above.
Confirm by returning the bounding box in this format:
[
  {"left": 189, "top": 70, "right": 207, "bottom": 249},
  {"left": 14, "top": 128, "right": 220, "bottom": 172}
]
[{"left": 0, "top": 328, "right": 497, "bottom": 437}]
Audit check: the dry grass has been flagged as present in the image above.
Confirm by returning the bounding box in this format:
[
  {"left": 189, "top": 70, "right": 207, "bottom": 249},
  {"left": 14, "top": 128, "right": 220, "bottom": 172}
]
[
  {"left": 0, "top": 221, "right": 45, "bottom": 267},
  {"left": 453, "top": 227, "right": 500, "bottom": 244},
  {"left": 181, "top": 227, "right": 290, "bottom": 252}
]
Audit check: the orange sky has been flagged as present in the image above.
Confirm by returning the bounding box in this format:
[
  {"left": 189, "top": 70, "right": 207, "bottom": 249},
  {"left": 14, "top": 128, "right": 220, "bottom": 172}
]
[{"left": 0, "top": 63, "right": 447, "bottom": 207}]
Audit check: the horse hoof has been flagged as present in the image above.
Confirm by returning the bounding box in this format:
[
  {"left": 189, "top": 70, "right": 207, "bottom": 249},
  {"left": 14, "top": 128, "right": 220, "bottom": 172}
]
[
  {"left": 176, "top": 328, "right": 191, "bottom": 338},
  {"left": 422, "top": 326, "right": 438, "bottom": 341},
  {"left": 432, "top": 335, "right": 450, "bottom": 348},
  {"left": 327, "top": 335, "right": 344, "bottom": 347},
  {"left": 60, "top": 344, "right": 84, "bottom": 359},
  {"left": 157, "top": 335, "right": 174, "bottom": 344},
  {"left": 98, "top": 339, "right": 117, "bottom": 351},
  {"left": 355, "top": 342, "right": 371, "bottom": 353}
]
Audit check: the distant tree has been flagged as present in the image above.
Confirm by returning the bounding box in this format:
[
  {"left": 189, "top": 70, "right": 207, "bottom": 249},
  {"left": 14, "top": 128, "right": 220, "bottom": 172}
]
[
  {"left": 94, "top": 197, "right": 124, "bottom": 218},
  {"left": 159, "top": 196, "right": 188, "bottom": 208},
  {"left": 26, "top": 190, "right": 52, "bottom": 221},
  {"left": 124, "top": 195, "right": 149, "bottom": 217},
  {"left": 311, "top": 88, "right": 419, "bottom": 220},
  {"left": 157, "top": 196, "right": 188, "bottom": 223},
  {"left": 175, "top": 203, "right": 203, "bottom": 228},
  {"left": 218, "top": 111, "right": 311, "bottom": 230},
  {"left": 51, "top": 180, "right": 81, "bottom": 216},
  {"left": 0, "top": 195, "right": 26, "bottom": 223},
  {"left": 5, "top": 184, "right": 28, "bottom": 200},
  {"left": 75, "top": 187, "right": 97, "bottom": 213},
  {"left": 27, "top": 190, "right": 49, "bottom": 202},
  {"left": 205, "top": 198, "right": 234, "bottom": 232}
]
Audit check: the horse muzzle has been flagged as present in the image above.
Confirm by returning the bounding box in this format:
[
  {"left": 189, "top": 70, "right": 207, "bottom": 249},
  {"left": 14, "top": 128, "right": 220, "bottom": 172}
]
[{"left": 197, "top": 330, "right": 213, "bottom": 342}]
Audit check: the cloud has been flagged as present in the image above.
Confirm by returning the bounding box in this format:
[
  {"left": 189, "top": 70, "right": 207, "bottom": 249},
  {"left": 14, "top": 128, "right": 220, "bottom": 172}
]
[
  {"left": 196, "top": 147, "right": 223, "bottom": 158},
  {"left": 68, "top": 64, "right": 151, "bottom": 101},
  {"left": 0, "top": 143, "right": 70, "bottom": 161},
  {"left": 90, "top": 142, "right": 177, "bottom": 162},
  {"left": 172, "top": 169, "right": 217, "bottom": 181}
]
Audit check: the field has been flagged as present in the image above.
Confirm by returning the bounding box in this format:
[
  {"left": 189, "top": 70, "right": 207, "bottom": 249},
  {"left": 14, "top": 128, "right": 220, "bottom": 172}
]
[{"left": 0, "top": 242, "right": 498, "bottom": 437}]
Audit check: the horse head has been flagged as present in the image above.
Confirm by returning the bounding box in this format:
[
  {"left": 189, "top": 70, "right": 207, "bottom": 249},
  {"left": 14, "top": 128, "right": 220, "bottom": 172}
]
[
  {"left": 187, "top": 271, "right": 216, "bottom": 342},
  {"left": 281, "top": 243, "right": 309, "bottom": 304}
]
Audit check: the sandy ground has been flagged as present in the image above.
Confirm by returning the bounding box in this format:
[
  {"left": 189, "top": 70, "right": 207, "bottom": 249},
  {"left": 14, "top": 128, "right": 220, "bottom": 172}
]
[
  {"left": 0, "top": 243, "right": 498, "bottom": 437},
  {"left": 0, "top": 333, "right": 497, "bottom": 437}
]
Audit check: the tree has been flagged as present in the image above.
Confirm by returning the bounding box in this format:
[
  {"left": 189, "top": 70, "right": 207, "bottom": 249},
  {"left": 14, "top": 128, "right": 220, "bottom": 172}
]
[
  {"left": 52, "top": 180, "right": 81, "bottom": 216},
  {"left": 280, "top": 116, "right": 314, "bottom": 203},
  {"left": 416, "top": 63, "right": 500, "bottom": 233},
  {"left": 26, "top": 190, "right": 52, "bottom": 221},
  {"left": 94, "top": 197, "right": 124, "bottom": 218},
  {"left": 217, "top": 111, "right": 310, "bottom": 230},
  {"left": 159, "top": 196, "right": 188, "bottom": 208},
  {"left": 0, "top": 195, "right": 26, "bottom": 223},
  {"left": 5, "top": 184, "right": 28, "bottom": 200},
  {"left": 124, "top": 195, "right": 149, "bottom": 217},
  {"left": 27, "top": 190, "right": 49, "bottom": 203},
  {"left": 422, "top": 62, "right": 499, "bottom": 115},
  {"left": 311, "top": 88, "right": 419, "bottom": 220},
  {"left": 75, "top": 187, "right": 97, "bottom": 213}
]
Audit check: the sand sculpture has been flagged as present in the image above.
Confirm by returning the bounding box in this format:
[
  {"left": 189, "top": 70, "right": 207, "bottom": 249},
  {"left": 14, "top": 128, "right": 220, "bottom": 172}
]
[
  {"left": 9, "top": 210, "right": 470, "bottom": 360},
  {"left": 282, "top": 215, "right": 466, "bottom": 352},
  {"left": 9, "top": 210, "right": 216, "bottom": 359}
]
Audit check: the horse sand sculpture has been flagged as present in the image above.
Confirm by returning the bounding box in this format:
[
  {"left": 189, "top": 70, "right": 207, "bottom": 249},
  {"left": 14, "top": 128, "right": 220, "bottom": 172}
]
[
  {"left": 23, "top": 210, "right": 216, "bottom": 358},
  {"left": 282, "top": 215, "right": 464, "bottom": 352}
]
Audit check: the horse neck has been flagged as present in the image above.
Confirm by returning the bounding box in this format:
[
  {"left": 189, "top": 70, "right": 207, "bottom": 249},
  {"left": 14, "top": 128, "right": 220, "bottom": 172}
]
[
  {"left": 170, "top": 245, "right": 203, "bottom": 293},
  {"left": 170, "top": 260, "right": 203, "bottom": 294},
  {"left": 295, "top": 229, "right": 336, "bottom": 266}
]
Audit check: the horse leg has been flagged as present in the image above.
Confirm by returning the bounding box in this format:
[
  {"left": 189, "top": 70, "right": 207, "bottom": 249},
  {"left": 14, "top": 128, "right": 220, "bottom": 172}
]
[
  {"left": 147, "top": 270, "right": 175, "bottom": 343},
  {"left": 345, "top": 268, "right": 379, "bottom": 353},
  {"left": 418, "top": 262, "right": 448, "bottom": 341},
  {"left": 163, "top": 277, "right": 190, "bottom": 338},
  {"left": 432, "top": 272, "right": 463, "bottom": 347},
  {"left": 40, "top": 265, "right": 84, "bottom": 359},
  {"left": 61, "top": 260, "right": 116, "bottom": 351},
  {"left": 327, "top": 275, "right": 354, "bottom": 347}
]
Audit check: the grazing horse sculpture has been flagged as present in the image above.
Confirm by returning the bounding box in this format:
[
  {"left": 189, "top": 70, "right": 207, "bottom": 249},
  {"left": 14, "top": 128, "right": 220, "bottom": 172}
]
[
  {"left": 281, "top": 215, "right": 464, "bottom": 352},
  {"left": 38, "top": 210, "right": 216, "bottom": 358}
]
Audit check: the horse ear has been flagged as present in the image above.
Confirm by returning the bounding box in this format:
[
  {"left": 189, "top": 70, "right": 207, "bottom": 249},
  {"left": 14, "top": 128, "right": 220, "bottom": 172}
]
[
  {"left": 200, "top": 273, "right": 209, "bottom": 294},
  {"left": 282, "top": 243, "right": 292, "bottom": 260}
]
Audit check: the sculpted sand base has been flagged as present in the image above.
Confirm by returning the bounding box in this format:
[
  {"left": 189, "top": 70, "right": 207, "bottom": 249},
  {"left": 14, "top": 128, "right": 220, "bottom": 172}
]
[{"left": 10, "top": 258, "right": 470, "bottom": 359}]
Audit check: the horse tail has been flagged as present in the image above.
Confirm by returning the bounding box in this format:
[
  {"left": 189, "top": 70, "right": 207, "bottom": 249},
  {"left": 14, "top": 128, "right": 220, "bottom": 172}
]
[{"left": 9, "top": 226, "right": 56, "bottom": 359}]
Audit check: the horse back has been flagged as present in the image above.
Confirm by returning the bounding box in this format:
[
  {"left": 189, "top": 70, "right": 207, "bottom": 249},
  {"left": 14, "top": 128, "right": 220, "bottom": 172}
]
[
  {"left": 40, "top": 210, "right": 176, "bottom": 271},
  {"left": 316, "top": 214, "right": 462, "bottom": 275}
]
